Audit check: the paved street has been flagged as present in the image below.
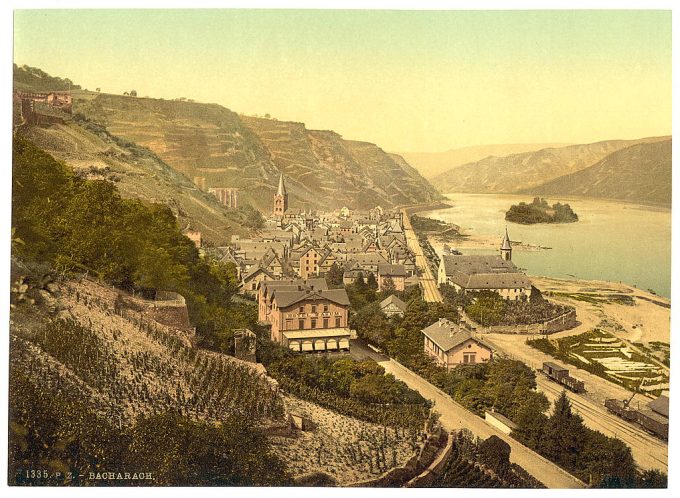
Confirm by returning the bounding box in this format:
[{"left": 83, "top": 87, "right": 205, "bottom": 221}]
[
  {"left": 378, "top": 356, "right": 586, "bottom": 488},
  {"left": 401, "top": 208, "right": 443, "bottom": 303}
]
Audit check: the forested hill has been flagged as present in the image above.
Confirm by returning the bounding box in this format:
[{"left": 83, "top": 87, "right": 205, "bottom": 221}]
[
  {"left": 521, "top": 140, "right": 672, "bottom": 207},
  {"left": 431, "top": 136, "right": 670, "bottom": 195}
]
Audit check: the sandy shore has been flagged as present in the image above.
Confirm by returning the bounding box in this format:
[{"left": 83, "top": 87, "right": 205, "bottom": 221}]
[
  {"left": 428, "top": 235, "right": 670, "bottom": 346},
  {"left": 428, "top": 233, "right": 549, "bottom": 253}
]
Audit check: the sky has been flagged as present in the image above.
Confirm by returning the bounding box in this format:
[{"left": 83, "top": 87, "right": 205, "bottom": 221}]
[{"left": 13, "top": 9, "right": 672, "bottom": 152}]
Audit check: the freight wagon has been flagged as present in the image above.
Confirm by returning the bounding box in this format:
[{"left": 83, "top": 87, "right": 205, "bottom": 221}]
[
  {"left": 605, "top": 397, "right": 669, "bottom": 440},
  {"left": 541, "top": 362, "right": 585, "bottom": 393}
]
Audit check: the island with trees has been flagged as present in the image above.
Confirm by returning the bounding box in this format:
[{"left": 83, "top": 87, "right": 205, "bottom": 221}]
[{"left": 505, "top": 197, "right": 578, "bottom": 224}]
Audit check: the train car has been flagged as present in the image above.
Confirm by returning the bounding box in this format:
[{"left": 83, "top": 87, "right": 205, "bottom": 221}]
[
  {"left": 604, "top": 398, "right": 638, "bottom": 422},
  {"left": 541, "top": 362, "right": 585, "bottom": 393},
  {"left": 636, "top": 409, "right": 669, "bottom": 440}
]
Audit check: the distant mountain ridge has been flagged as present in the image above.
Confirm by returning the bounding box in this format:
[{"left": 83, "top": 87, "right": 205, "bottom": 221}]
[
  {"left": 399, "top": 142, "right": 571, "bottom": 179},
  {"left": 522, "top": 140, "right": 672, "bottom": 207},
  {"left": 431, "top": 136, "right": 671, "bottom": 196}
]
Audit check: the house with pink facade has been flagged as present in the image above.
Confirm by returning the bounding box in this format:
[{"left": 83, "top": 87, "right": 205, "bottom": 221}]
[{"left": 421, "top": 318, "right": 493, "bottom": 370}]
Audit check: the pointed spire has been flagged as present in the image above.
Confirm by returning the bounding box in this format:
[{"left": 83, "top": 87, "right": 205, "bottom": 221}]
[
  {"left": 277, "top": 173, "right": 287, "bottom": 196},
  {"left": 501, "top": 227, "right": 512, "bottom": 250}
]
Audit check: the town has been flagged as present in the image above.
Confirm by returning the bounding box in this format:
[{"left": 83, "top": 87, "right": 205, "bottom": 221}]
[{"left": 8, "top": 8, "right": 671, "bottom": 489}]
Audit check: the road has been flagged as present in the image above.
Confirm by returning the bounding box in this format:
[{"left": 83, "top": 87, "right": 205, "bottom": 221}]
[
  {"left": 350, "top": 340, "right": 586, "bottom": 488},
  {"left": 484, "top": 333, "right": 668, "bottom": 473},
  {"left": 401, "top": 208, "right": 443, "bottom": 303}
]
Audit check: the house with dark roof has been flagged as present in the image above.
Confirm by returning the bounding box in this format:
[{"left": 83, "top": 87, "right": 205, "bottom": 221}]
[
  {"left": 438, "top": 230, "right": 531, "bottom": 300},
  {"left": 379, "top": 295, "right": 407, "bottom": 318},
  {"left": 258, "top": 278, "right": 351, "bottom": 353},
  {"left": 421, "top": 318, "right": 493, "bottom": 369},
  {"left": 241, "top": 265, "right": 275, "bottom": 295},
  {"left": 438, "top": 255, "right": 531, "bottom": 301},
  {"left": 377, "top": 263, "right": 407, "bottom": 292}
]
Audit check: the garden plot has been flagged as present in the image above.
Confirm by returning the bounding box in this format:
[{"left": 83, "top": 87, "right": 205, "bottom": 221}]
[{"left": 539, "top": 328, "right": 669, "bottom": 394}]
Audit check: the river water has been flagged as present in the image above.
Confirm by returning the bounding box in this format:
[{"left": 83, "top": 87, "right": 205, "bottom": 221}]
[{"left": 422, "top": 193, "right": 671, "bottom": 298}]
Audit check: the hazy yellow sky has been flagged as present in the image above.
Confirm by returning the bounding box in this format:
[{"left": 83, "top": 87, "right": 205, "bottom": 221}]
[{"left": 14, "top": 9, "right": 671, "bottom": 152}]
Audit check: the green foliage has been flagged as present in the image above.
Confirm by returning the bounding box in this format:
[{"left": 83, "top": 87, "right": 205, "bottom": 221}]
[
  {"left": 325, "top": 262, "right": 345, "bottom": 288},
  {"left": 12, "top": 136, "right": 248, "bottom": 352},
  {"left": 505, "top": 197, "right": 578, "bottom": 224},
  {"left": 266, "top": 354, "right": 429, "bottom": 430},
  {"left": 512, "top": 391, "right": 644, "bottom": 487},
  {"left": 13, "top": 63, "right": 81, "bottom": 91},
  {"left": 127, "top": 413, "right": 291, "bottom": 486},
  {"left": 463, "top": 290, "right": 573, "bottom": 326},
  {"left": 9, "top": 364, "right": 291, "bottom": 486}
]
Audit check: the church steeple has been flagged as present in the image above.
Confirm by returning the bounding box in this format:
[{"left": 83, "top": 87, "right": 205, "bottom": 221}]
[
  {"left": 273, "top": 173, "right": 288, "bottom": 217},
  {"left": 500, "top": 227, "right": 512, "bottom": 261},
  {"left": 277, "top": 173, "right": 287, "bottom": 196}
]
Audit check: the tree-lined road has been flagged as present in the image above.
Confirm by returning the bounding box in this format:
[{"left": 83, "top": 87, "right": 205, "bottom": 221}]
[
  {"left": 401, "top": 208, "right": 443, "bottom": 303},
  {"left": 349, "top": 340, "right": 584, "bottom": 488},
  {"left": 379, "top": 356, "right": 586, "bottom": 489}
]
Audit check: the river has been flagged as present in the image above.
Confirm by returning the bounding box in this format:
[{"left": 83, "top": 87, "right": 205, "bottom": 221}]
[{"left": 422, "top": 193, "right": 671, "bottom": 298}]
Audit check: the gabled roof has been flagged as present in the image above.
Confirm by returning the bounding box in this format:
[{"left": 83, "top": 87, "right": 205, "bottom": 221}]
[
  {"left": 274, "top": 288, "right": 350, "bottom": 308},
  {"left": 242, "top": 264, "right": 274, "bottom": 282},
  {"left": 441, "top": 255, "right": 519, "bottom": 275},
  {"left": 378, "top": 263, "right": 407, "bottom": 277},
  {"left": 421, "top": 318, "right": 493, "bottom": 353},
  {"left": 380, "top": 294, "right": 407, "bottom": 312}
]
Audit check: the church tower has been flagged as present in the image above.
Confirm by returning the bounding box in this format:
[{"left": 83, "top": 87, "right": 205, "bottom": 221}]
[
  {"left": 273, "top": 173, "right": 288, "bottom": 217},
  {"left": 500, "top": 227, "right": 512, "bottom": 261}
]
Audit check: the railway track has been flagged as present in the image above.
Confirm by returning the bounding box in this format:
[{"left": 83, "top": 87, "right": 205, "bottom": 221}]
[{"left": 537, "top": 377, "right": 667, "bottom": 471}]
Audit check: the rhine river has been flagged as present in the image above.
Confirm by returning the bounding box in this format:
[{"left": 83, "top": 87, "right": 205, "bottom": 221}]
[{"left": 422, "top": 193, "right": 671, "bottom": 298}]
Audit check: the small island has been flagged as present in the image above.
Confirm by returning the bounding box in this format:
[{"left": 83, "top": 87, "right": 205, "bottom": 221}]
[{"left": 505, "top": 197, "right": 578, "bottom": 224}]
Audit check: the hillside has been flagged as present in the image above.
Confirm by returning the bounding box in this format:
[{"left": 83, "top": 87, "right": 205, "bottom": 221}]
[
  {"left": 523, "top": 140, "right": 672, "bottom": 207},
  {"left": 13, "top": 63, "right": 81, "bottom": 92},
  {"left": 399, "top": 142, "right": 570, "bottom": 179},
  {"left": 73, "top": 91, "right": 441, "bottom": 211},
  {"left": 431, "top": 137, "right": 670, "bottom": 194},
  {"left": 15, "top": 119, "right": 258, "bottom": 246}
]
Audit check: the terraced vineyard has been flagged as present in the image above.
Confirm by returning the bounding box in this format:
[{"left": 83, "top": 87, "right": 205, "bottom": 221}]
[
  {"left": 432, "top": 432, "right": 544, "bottom": 488},
  {"left": 10, "top": 278, "right": 285, "bottom": 428}
]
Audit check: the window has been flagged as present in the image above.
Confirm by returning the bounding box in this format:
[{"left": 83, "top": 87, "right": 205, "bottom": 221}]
[
  {"left": 285, "top": 319, "right": 293, "bottom": 330},
  {"left": 463, "top": 352, "right": 476, "bottom": 364},
  {"left": 323, "top": 318, "right": 328, "bottom": 328},
  {"left": 311, "top": 319, "right": 317, "bottom": 328},
  {"left": 298, "top": 319, "right": 305, "bottom": 329},
  {"left": 335, "top": 316, "right": 341, "bottom": 327},
  {"left": 299, "top": 306, "right": 304, "bottom": 313},
  {"left": 323, "top": 304, "right": 329, "bottom": 312},
  {"left": 311, "top": 305, "right": 316, "bottom": 313}
]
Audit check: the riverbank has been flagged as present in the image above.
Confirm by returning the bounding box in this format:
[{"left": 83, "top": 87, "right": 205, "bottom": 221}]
[
  {"left": 427, "top": 233, "right": 549, "bottom": 255},
  {"left": 530, "top": 275, "right": 670, "bottom": 347}
]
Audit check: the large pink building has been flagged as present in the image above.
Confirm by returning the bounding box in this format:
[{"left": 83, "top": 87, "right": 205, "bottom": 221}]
[{"left": 258, "top": 278, "right": 351, "bottom": 352}]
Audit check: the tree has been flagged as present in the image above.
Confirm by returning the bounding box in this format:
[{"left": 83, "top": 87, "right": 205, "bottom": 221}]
[
  {"left": 381, "top": 275, "right": 396, "bottom": 293},
  {"left": 326, "top": 262, "right": 344, "bottom": 288},
  {"left": 540, "top": 391, "right": 584, "bottom": 470},
  {"left": 478, "top": 435, "right": 511, "bottom": 478},
  {"left": 366, "top": 272, "right": 378, "bottom": 290}
]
